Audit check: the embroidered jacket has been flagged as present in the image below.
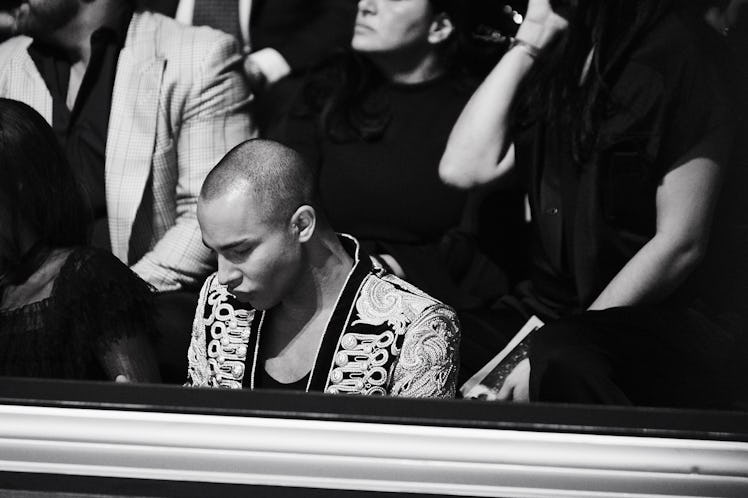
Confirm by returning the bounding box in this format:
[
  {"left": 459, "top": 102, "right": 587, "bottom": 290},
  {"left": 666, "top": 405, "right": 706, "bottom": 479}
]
[{"left": 186, "top": 236, "right": 460, "bottom": 397}]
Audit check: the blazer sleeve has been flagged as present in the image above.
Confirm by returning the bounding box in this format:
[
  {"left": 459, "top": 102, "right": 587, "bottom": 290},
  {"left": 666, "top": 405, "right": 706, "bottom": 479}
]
[
  {"left": 131, "top": 32, "right": 257, "bottom": 291},
  {"left": 268, "top": 0, "right": 357, "bottom": 72},
  {"left": 388, "top": 303, "right": 461, "bottom": 398}
]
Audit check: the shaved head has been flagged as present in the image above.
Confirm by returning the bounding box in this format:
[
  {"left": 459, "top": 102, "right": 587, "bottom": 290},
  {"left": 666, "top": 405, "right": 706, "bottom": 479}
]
[{"left": 200, "top": 139, "right": 318, "bottom": 225}]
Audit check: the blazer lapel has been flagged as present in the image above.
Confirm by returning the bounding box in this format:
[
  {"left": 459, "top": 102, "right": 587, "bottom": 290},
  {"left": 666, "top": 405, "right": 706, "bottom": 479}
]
[
  {"left": 4, "top": 44, "right": 52, "bottom": 124},
  {"left": 106, "top": 13, "right": 165, "bottom": 263}
]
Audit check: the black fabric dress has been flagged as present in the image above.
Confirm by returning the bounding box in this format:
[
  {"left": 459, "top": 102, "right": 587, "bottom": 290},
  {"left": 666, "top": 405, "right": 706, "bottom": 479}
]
[{"left": 0, "top": 247, "right": 157, "bottom": 380}]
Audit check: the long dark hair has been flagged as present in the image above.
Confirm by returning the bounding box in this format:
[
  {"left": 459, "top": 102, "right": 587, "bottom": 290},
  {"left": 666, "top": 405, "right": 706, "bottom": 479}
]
[
  {"left": 297, "top": 0, "right": 505, "bottom": 143},
  {"left": 0, "top": 98, "right": 91, "bottom": 286},
  {"left": 520, "top": 0, "right": 682, "bottom": 162}
]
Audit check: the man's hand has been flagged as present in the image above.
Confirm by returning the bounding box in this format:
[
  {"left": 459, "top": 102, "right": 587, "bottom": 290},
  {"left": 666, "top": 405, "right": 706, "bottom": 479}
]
[
  {"left": 496, "top": 358, "right": 531, "bottom": 402},
  {"left": 242, "top": 56, "right": 268, "bottom": 93}
]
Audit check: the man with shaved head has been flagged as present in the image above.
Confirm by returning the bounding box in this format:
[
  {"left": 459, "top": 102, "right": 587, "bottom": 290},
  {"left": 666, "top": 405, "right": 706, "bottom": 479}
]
[{"left": 186, "top": 139, "right": 460, "bottom": 397}]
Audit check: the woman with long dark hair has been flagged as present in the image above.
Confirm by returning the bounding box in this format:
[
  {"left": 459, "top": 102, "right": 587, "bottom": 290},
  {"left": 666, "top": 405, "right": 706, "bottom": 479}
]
[
  {"left": 273, "top": 0, "right": 513, "bottom": 344},
  {"left": 0, "top": 98, "right": 160, "bottom": 382},
  {"left": 441, "top": 0, "right": 744, "bottom": 407}
]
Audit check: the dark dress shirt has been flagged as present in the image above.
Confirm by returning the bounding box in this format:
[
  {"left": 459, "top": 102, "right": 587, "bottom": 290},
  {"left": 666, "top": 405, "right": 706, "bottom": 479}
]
[
  {"left": 28, "top": 7, "right": 133, "bottom": 250},
  {"left": 515, "top": 10, "right": 736, "bottom": 316}
]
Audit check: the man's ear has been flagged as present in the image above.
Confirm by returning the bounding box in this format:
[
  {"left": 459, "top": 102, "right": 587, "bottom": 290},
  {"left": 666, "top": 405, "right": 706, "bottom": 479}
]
[
  {"left": 428, "top": 12, "right": 454, "bottom": 45},
  {"left": 291, "top": 205, "right": 316, "bottom": 243}
]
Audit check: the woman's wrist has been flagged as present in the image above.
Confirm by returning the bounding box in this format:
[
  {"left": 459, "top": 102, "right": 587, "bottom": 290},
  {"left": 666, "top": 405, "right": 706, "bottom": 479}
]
[
  {"left": 508, "top": 38, "right": 541, "bottom": 60},
  {"left": 515, "top": 13, "right": 568, "bottom": 53},
  {"left": 515, "top": 19, "right": 549, "bottom": 48}
]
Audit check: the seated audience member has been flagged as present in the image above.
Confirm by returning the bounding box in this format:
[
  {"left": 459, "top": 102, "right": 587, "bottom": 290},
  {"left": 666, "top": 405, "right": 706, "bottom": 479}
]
[
  {"left": 140, "top": 0, "right": 357, "bottom": 131},
  {"left": 0, "top": 98, "right": 160, "bottom": 382},
  {"left": 186, "top": 139, "right": 460, "bottom": 397},
  {"left": 272, "top": 0, "right": 514, "bottom": 369},
  {"left": 440, "top": 0, "right": 746, "bottom": 408},
  {"left": 0, "top": 0, "right": 255, "bottom": 383}
]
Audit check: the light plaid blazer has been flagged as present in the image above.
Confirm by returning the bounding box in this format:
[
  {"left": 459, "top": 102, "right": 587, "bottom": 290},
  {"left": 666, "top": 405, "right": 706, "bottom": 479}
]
[{"left": 0, "top": 11, "right": 256, "bottom": 291}]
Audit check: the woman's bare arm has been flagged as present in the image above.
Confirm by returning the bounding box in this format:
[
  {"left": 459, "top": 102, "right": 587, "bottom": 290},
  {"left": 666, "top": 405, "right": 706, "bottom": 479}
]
[
  {"left": 589, "top": 152, "right": 723, "bottom": 310},
  {"left": 439, "top": 0, "right": 568, "bottom": 188}
]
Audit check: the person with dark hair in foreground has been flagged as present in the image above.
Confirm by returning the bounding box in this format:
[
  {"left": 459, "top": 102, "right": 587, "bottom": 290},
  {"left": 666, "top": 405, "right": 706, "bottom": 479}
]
[
  {"left": 0, "top": 98, "right": 160, "bottom": 382},
  {"left": 187, "top": 139, "right": 459, "bottom": 397},
  {"left": 440, "top": 0, "right": 746, "bottom": 408}
]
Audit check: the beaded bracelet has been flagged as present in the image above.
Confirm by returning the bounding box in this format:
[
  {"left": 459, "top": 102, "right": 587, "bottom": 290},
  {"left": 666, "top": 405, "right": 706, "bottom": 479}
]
[{"left": 508, "top": 37, "right": 542, "bottom": 59}]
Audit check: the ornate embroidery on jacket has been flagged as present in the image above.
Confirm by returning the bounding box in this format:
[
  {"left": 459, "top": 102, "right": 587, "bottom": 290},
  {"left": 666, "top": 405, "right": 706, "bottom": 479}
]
[
  {"left": 187, "top": 276, "right": 253, "bottom": 388},
  {"left": 326, "top": 329, "right": 394, "bottom": 395},
  {"left": 353, "top": 277, "right": 435, "bottom": 337},
  {"left": 388, "top": 304, "right": 459, "bottom": 398},
  {"left": 326, "top": 275, "right": 457, "bottom": 396}
]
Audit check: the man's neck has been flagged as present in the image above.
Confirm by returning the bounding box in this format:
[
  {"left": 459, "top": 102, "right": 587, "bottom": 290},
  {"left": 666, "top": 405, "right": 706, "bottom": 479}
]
[
  {"left": 282, "top": 232, "right": 352, "bottom": 314},
  {"left": 267, "top": 231, "right": 354, "bottom": 348},
  {"left": 41, "top": 0, "right": 128, "bottom": 65}
]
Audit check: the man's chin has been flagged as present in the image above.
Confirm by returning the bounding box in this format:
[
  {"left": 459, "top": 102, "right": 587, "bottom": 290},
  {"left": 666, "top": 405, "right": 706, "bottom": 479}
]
[
  {"left": 230, "top": 290, "right": 272, "bottom": 310},
  {"left": 230, "top": 290, "right": 252, "bottom": 303}
]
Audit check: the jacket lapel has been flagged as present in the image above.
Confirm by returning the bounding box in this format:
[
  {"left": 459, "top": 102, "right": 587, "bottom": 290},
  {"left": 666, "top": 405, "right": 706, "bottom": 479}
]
[
  {"left": 106, "top": 13, "right": 165, "bottom": 263},
  {"left": 3, "top": 41, "right": 53, "bottom": 124},
  {"left": 308, "top": 236, "right": 374, "bottom": 392}
]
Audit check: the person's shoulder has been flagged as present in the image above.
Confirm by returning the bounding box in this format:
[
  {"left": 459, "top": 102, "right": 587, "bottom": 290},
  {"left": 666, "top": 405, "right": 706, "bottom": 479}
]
[
  {"left": 65, "top": 247, "right": 143, "bottom": 282},
  {"left": 129, "top": 10, "right": 240, "bottom": 62},
  {"left": 0, "top": 35, "right": 32, "bottom": 53},
  {"left": 368, "top": 271, "right": 458, "bottom": 318},
  {"left": 55, "top": 247, "right": 154, "bottom": 302},
  {"left": 66, "top": 246, "right": 126, "bottom": 269},
  {"left": 0, "top": 35, "right": 32, "bottom": 67},
  {"left": 632, "top": 10, "right": 724, "bottom": 72},
  {"left": 617, "top": 10, "right": 731, "bottom": 110}
]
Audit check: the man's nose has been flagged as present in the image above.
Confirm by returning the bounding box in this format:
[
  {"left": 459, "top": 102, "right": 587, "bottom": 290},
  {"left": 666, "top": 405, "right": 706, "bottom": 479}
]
[{"left": 216, "top": 256, "right": 242, "bottom": 290}]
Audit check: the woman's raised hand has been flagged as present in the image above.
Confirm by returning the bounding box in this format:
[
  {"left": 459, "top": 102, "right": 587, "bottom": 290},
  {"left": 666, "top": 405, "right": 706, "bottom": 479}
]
[{"left": 516, "top": 0, "right": 570, "bottom": 51}]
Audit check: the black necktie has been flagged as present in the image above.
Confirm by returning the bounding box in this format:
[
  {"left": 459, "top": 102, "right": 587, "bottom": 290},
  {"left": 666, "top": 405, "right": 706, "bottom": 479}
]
[{"left": 192, "top": 0, "right": 241, "bottom": 41}]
